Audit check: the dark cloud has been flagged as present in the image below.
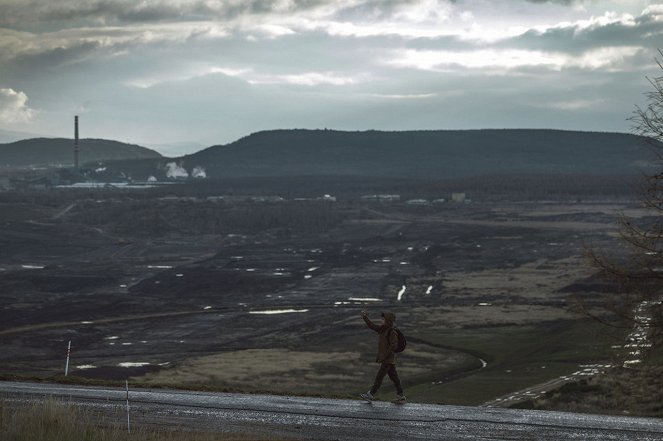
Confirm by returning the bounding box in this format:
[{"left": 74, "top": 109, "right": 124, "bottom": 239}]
[
  {"left": 0, "top": 0, "right": 331, "bottom": 30},
  {"left": 500, "top": 8, "right": 663, "bottom": 54},
  {"left": 524, "top": 0, "right": 575, "bottom": 4}
]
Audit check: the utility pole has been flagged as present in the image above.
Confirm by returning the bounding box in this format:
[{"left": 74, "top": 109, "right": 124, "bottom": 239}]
[{"left": 74, "top": 115, "right": 79, "bottom": 170}]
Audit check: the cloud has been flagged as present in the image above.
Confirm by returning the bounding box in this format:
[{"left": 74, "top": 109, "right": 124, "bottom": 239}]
[
  {"left": 525, "top": 0, "right": 575, "bottom": 4},
  {"left": 0, "top": 0, "right": 329, "bottom": 28},
  {"left": 504, "top": 7, "right": 663, "bottom": 55},
  {"left": 0, "top": 88, "right": 35, "bottom": 124},
  {"left": 382, "top": 46, "right": 644, "bottom": 72},
  {"left": 0, "top": 0, "right": 658, "bottom": 148},
  {"left": 532, "top": 98, "right": 610, "bottom": 110},
  {"left": 247, "top": 71, "right": 372, "bottom": 86}
]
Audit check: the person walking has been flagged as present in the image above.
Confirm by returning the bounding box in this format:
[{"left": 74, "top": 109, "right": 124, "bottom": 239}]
[{"left": 360, "top": 310, "right": 406, "bottom": 403}]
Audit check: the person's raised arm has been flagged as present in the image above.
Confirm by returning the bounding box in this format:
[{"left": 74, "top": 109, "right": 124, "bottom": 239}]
[{"left": 361, "top": 310, "right": 381, "bottom": 332}]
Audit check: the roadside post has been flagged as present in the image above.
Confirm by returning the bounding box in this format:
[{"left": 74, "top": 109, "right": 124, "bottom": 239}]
[
  {"left": 64, "top": 340, "right": 71, "bottom": 376},
  {"left": 126, "top": 379, "right": 131, "bottom": 434}
]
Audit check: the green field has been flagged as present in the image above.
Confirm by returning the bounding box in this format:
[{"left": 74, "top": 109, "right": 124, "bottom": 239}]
[{"left": 406, "top": 319, "right": 621, "bottom": 405}]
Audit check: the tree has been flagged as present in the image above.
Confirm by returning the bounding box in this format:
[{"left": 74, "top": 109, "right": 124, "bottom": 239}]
[{"left": 588, "top": 51, "right": 663, "bottom": 364}]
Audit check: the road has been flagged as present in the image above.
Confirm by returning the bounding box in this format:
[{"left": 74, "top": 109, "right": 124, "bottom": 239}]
[{"left": 2, "top": 381, "right": 663, "bottom": 440}]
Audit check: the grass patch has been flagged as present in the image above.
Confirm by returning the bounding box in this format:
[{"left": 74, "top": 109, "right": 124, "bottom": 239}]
[
  {"left": 0, "top": 399, "right": 294, "bottom": 441},
  {"left": 137, "top": 344, "right": 474, "bottom": 400},
  {"left": 410, "top": 319, "right": 620, "bottom": 405},
  {"left": 515, "top": 365, "right": 663, "bottom": 417}
]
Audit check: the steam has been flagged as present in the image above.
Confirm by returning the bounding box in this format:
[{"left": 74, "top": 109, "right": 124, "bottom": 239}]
[
  {"left": 192, "top": 166, "right": 207, "bottom": 178},
  {"left": 165, "top": 162, "right": 188, "bottom": 178},
  {"left": 164, "top": 162, "right": 206, "bottom": 179}
]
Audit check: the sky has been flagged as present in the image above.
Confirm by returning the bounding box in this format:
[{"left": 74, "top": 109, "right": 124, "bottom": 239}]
[{"left": 0, "top": 0, "right": 662, "bottom": 156}]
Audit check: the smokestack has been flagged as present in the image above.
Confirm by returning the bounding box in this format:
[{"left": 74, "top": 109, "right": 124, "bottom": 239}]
[{"left": 74, "top": 115, "right": 79, "bottom": 169}]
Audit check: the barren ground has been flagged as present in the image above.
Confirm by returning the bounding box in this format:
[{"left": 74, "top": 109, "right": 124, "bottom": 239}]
[{"left": 0, "top": 191, "right": 638, "bottom": 404}]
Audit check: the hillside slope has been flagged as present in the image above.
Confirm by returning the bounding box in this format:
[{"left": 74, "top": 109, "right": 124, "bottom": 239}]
[
  {"left": 0, "top": 138, "right": 161, "bottom": 167},
  {"left": 183, "top": 129, "right": 659, "bottom": 179},
  {"left": 88, "top": 129, "right": 661, "bottom": 181}
]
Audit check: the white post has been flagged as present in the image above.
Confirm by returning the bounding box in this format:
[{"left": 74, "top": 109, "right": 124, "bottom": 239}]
[
  {"left": 126, "top": 379, "right": 131, "bottom": 434},
  {"left": 64, "top": 341, "right": 71, "bottom": 376}
]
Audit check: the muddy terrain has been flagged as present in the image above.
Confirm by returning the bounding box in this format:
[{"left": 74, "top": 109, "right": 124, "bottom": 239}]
[{"left": 0, "top": 184, "right": 641, "bottom": 404}]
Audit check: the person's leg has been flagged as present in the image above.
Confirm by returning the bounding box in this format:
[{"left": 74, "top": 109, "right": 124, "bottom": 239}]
[
  {"left": 386, "top": 364, "right": 404, "bottom": 396},
  {"left": 369, "top": 363, "right": 389, "bottom": 395}
]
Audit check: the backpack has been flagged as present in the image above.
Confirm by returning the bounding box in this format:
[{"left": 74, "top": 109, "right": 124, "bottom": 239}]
[{"left": 392, "top": 327, "right": 407, "bottom": 353}]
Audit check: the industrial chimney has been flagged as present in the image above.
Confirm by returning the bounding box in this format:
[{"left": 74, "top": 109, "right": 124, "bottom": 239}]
[{"left": 74, "top": 115, "right": 79, "bottom": 169}]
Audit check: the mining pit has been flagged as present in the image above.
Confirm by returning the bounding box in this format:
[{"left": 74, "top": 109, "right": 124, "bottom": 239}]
[{"left": 0, "top": 188, "right": 636, "bottom": 404}]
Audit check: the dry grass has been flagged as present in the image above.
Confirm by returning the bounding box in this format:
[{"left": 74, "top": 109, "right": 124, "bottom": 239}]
[
  {"left": 520, "top": 366, "right": 663, "bottom": 417},
  {"left": 0, "top": 399, "right": 292, "bottom": 441},
  {"left": 443, "top": 256, "right": 590, "bottom": 302},
  {"left": 139, "top": 347, "right": 470, "bottom": 396}
]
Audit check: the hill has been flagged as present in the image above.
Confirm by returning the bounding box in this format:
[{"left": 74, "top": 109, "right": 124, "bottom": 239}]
[
  {"left": 187, "top": 129, "right": 659, "bottom": 178},
  {"left": 90, "top": 129, "right": 661, "bottom": 181},
  {"left": 0, "top": 138, "right": 161, "bottom": 167}
]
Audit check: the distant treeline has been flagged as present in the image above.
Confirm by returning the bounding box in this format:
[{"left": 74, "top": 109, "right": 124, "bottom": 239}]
[
  {"left": 141, "top": 174, "right": 641, "bottom": 201},
  {"left": 0, "top": 173, "right": 641, "bottom": 205}
]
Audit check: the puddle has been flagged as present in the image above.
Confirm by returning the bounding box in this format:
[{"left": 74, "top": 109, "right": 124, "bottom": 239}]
[
  {"left": 121, "top": 342, "right": 133, "bottom": 346},
  {"left": 80, "top": 321, "right": 94, "bottom": 324},
  {"left": 246, "top": 268, "right": 256, "bottom": 272},
  {"left": 304, "top": 275, "right": 312, "bottom": 279},
  {"left": 348, "top": 297, "right": 381, "bottom": 302},
  {"left": 397, "top": 285, "right": 406, "bottom": 301},
  {"left": 76, "top": 365, "right": 96, "bottom": 370},
  {"left": 249, "top": 309, "right": 309, "bottom": 315},
  {"left": 118, "top": 362, "right": 150, "bottom": 368},
  {"left": 147, "top": 265, "right": 173, "bottom": 269},
  {"left": 203, "top": 306, "right": 212, "bottom": 310},
  {"left": 105, "top": 336, "right": 120, "bottom": 340},
  {"left": 478, "top": 302, "right": 492, "bottom": 306},
  {"left": 308, "top": 267, "right": 320, "bottom": 272},
  {"left": 21, "top": 265, "right": 44, "bottom": 269},
  {"left": 623, "top": 300, "right": 658, "bottom": 367},
  {"left": 175, "top": 273, "right": 184, "bottom": 277}
]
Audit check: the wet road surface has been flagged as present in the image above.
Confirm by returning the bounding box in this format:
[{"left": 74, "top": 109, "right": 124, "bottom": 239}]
[{"left": 1, "top": 381, "right": 663, "bottom": 440}]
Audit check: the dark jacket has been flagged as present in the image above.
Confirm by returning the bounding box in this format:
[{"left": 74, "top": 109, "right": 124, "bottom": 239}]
[{"left": 363, "top": 312, "right": 398, "bottom": 364}]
